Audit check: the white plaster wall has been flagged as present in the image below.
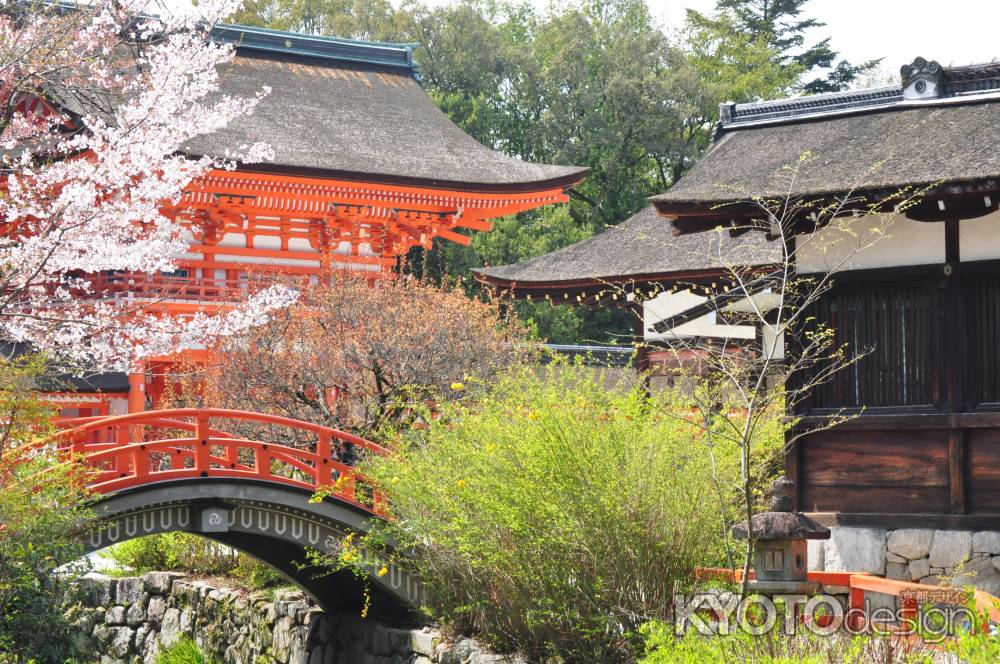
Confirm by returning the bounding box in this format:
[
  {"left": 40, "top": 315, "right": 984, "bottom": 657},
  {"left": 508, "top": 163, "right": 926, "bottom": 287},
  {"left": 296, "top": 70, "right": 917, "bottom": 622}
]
[
  {"left": 214, "top": 254, "right": 321, "bottom": 269},
  {"left": 643, "top": 290, "right": 755, "bottom": 342},
  {"left": 796, "top": 214, "right": 944, "bottom": 273},
  {"left": 252, "top": 235, "right": 282, "bottom": 250},
  {"left": 960, "top": 210, "right": 1000, "bottom": 263},
  {"left": 762, "top": 323, "right": 785, "bottom": 360},
  {"left": 217, "top": 233, "right": 246, "bottom": 249},
  {"left": 109, "top": 398, "right": 128, "bottom": 416},
  {"left": 288, "top": 237, "right": 317, "bottom": 253},
  {"left": 333, "top": 261, "right": 381, "bottom": 272}
]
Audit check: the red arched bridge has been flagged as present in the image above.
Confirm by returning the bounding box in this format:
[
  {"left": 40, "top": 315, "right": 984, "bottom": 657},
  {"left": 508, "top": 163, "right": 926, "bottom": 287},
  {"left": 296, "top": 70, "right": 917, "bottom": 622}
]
[{"left": 51, "top": 408, "right": 420, "bottom": 618}]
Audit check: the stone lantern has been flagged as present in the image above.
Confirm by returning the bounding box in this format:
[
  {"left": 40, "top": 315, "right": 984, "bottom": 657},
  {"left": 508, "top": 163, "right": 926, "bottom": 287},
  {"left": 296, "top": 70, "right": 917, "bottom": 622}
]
[{"left": 732, "top": 477, "right": 830, "bottom": 594}]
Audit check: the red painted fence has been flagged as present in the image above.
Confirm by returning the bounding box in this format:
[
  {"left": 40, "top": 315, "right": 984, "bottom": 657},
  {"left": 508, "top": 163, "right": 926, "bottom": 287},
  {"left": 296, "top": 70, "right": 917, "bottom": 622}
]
[
  {"left": 697, "top": 567, "right": 1000, "bottom": 634},
  {"left": 53, "top": 408, "right": 389, "bottom": 515}
]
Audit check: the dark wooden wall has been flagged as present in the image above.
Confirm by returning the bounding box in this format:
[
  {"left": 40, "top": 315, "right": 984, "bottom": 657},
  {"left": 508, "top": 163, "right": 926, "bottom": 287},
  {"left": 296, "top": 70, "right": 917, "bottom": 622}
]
[
  {"left": 791, "top": 414, "right": 1000, "bottom": 528},
  {"left": 791, "top": 254, "right": 1000, "bottom": 528},
  {"left": 797, "top": 427, "right": 949, "bottom": 514}
]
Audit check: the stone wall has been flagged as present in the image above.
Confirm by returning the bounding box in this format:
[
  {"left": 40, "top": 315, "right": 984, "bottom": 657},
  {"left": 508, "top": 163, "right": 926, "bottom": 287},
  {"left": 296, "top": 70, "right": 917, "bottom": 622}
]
[
  {"left": 808, "top": 527, "right": 1000, "bottom": 594},
  {"left": 68, "top": 572, "right": 517, "bottom": 664}
]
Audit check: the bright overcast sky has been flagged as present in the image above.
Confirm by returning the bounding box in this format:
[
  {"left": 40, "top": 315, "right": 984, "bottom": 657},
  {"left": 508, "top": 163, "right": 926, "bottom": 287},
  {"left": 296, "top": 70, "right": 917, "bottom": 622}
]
[{"left": 650, "top": 0, "right": 1000, "bottom": 72}]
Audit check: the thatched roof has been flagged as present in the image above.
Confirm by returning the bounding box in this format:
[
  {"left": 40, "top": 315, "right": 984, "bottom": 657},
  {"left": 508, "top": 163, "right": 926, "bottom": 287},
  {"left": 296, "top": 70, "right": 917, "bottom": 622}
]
[
  {"left": 31, "top": 24, "right": 583, "bottom": 193},
  {"left": 474, "top": 206, "right": 780, "bottom": 291},
  {"left": 653, "top": 102, "right": 1000, "bottom": 210},
  {"left": 653, "top": 57, "right": 1000, "bottom": 220},
  {"left": 182, "top": 25, "right": 586, "bottom": 192}
]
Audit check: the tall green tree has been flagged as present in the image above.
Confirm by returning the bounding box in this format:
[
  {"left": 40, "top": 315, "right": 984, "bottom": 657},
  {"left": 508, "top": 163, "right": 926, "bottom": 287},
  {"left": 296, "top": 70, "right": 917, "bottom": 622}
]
[
  {"left": 232, "top": 0, "right": 402, "bottom": 40},
  {"left": 689, "top": 0, "right": 880, "bottom": 93}
]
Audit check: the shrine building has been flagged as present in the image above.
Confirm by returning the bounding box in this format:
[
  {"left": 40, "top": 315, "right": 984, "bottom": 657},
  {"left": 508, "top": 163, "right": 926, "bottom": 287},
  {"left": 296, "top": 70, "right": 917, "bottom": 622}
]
[
  {"left": 474, "top": 205, "right": 781, "bottom": 378},
  {"left": 482, "top": 56, "right": 1000, "bottom": 585},
  {"left": 47, "top": 24, "right": 586, "bottom": 419}
]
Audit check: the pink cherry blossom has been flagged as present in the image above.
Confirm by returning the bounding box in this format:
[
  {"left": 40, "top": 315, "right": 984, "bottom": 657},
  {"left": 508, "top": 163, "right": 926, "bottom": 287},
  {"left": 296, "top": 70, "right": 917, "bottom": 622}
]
[{"left": 0, "top": 0, "right": 296, "bottom": 371}]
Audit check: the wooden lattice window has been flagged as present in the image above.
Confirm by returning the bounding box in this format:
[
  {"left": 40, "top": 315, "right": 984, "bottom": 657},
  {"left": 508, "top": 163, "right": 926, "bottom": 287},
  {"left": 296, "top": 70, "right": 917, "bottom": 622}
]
[
  {"left": 964, "top": 277, "right": 1000, "bottom": 408},
  {"left": 804, "top": 282, "right": 941, "bottom": 411}
]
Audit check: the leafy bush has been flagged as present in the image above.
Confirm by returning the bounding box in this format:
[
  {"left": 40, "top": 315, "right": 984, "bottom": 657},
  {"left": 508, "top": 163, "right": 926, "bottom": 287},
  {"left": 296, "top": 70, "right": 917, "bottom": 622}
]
[
  {"left": 0, "top": 355, "right": 94, "bottom": 664},
  {"left": 231, "top": 553, "right": 284, "bottom": 590},
  {"left": 166, "top": 273, "right": 534, "bottom": 441},
  {"left": 638, "top": 621, "right": 936, "bottom": 663},
  {"left": 105, "top": 533, "right": 281, "bottom": 589},
  {"left": 364, "top": 361, "right": 758, "bottom": 662},
  {"left": 153, "top": 638, "right": 220, "bottom": 664}
]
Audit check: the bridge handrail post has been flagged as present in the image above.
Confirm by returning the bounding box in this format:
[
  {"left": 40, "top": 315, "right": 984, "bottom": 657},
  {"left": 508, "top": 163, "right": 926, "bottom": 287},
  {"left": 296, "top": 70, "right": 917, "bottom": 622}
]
[
  {"left": 316, "top": 432, "right": 333, "bottom": 486},
  {"left": 68, "top": 431, "right": 86, "bottom": 492},
  {"left": 373, "top": 490, "right": 388, "bottom": 516},
  {"left": 133, "top": 444, "right": 148, "bottom": 482},
  {"left": 340, "top": 471, "right": 356, "bottom": 501},
  {"left": 195, "top": 415, "right": 211, "bottom": 475},
  {"left": 848, "top": 580, "right": 866, "bottom": 631},
  {"left": 225, "top": 440, "right": 240, "bottom": 470}
]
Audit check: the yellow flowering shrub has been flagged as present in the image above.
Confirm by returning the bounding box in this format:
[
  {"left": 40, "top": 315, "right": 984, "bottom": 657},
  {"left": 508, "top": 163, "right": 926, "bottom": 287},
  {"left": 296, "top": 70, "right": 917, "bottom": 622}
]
[{"left": 363, "top": 360, "right": 775, "bottom": 663}]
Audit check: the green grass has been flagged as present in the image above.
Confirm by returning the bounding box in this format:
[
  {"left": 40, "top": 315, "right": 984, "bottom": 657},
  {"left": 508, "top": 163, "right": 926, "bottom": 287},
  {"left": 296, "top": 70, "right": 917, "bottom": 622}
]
[{"left": 153, "top": 638, "right": 220, "bottom": 664}]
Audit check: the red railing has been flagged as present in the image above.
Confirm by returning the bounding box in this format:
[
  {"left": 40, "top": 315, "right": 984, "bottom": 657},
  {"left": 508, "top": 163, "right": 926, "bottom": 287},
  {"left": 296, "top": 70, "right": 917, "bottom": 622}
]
[
  {"left": 54, "top": 408, "right": 389, "bottom": 515},
  {"left": 696, "top": 567, "right": 1000, "bottom": 634},
  {"left": 83, "top": 272, "right": 247, "bottom": 303}
]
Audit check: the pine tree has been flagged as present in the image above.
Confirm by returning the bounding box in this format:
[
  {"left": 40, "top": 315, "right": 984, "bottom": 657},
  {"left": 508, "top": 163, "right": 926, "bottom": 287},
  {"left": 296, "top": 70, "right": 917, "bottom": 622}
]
[{"left": 691, "top": 0, "right": 880, "bottom": 93}]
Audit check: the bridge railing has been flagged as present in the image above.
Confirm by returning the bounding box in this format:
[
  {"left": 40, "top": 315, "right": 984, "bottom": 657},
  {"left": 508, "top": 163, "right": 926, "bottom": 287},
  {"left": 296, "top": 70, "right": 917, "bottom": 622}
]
[{"left": 52, "top": 408, "right": 390, "bottom": 515}]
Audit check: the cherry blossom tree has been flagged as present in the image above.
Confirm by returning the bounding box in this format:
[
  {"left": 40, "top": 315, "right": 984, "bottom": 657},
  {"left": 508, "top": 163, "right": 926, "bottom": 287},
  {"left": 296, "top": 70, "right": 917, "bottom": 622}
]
[{"left": 0, "top": 0, "right": 296, "bottom": 370}]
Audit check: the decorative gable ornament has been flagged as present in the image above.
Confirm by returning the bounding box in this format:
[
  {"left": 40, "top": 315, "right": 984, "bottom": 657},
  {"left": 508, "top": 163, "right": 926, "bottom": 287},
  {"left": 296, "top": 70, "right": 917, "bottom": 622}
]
[{"left": 901, "top": 57, "right": 943, "bottom": 100}]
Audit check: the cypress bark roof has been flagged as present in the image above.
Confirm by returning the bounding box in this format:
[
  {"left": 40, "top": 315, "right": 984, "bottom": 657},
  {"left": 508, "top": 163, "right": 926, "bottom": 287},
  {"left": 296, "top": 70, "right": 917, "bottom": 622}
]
[
  {"left": 181, "top": 25, "right": 586, "bottom": 192},
  {"left": 653, "top": 57, "right": 1000, "bottom": 217},
  {"left": 474, "top": 206, "right": 780, "bottom": 288},
  {"left": 653, "top": 101, "right": 1000, "bottom": 210}
]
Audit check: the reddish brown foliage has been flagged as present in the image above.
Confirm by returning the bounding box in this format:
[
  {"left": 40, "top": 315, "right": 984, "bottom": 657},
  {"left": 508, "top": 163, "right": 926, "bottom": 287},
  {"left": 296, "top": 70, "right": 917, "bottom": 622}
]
[{"left": 166, "top": 274, "right": 533, "bottom": 440}]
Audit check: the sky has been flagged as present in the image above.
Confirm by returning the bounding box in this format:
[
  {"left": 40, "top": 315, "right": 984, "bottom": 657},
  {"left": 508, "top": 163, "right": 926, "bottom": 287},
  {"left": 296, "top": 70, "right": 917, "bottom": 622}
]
[{"left": 646, "top": 0, "right": 1000, "bottom": 73}]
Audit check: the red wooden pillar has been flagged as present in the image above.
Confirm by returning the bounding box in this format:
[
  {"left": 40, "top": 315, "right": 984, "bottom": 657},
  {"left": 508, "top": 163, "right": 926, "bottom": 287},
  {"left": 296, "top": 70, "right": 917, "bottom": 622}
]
[
  {"left": 127, "top": 366, "right": 146, "bottom": 414},
  {"left": 316, "top": 432, "right": 333, "bottom": 487},
  {"left": 195, "top": 414, "right": 211, "bottom": 476},
  {"left": 126, "top": 363, "right": 147, "bottom": 450}
]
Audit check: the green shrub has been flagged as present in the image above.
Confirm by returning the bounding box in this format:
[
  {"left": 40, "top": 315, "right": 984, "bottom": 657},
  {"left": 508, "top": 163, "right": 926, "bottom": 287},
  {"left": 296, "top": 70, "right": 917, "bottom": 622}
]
[
  {"left": 638, "top": 621, "right": 935, "bottom": 663},
  {"left": 105, "top": 533, "right": 281, "bottom": 589},
  {"left": 364, "top": 361, "right": 756, "bottom": 663},
  {"left": 0, "top": 355, "right": 94, "bottom": 664},
  {"left": 231, "top": 553, "right": 283, "bottom": 590},
  {"left": 104, "top": 534, "right": 177, "bottom": 573},
  {"left": 153, "top": 637, "right": 220, "bottom": 664}
]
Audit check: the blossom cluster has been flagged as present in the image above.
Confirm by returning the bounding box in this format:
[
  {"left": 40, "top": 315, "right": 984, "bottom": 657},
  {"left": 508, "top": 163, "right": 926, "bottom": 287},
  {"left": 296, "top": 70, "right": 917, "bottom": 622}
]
[{"left": 0, "top": 0, "right": 294, "bottom": 370}]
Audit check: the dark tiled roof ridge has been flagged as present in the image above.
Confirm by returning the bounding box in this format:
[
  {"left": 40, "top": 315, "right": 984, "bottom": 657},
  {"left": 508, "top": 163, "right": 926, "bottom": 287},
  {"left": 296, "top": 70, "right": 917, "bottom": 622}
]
[
  {"left": 721, "top": 56, "right": 1000, "bottom": 130},
  {"left": 724, "top": 86, "right": 903, "bottom": 126},
  {"left": 211, "top": 23, "right": 417, "bottom": 73}
]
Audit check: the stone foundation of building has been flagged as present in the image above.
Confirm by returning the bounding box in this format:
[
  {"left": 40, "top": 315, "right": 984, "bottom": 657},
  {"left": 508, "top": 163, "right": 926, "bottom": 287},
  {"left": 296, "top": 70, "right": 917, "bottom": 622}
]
[{"left": 807, "top": 526, "right": 1000, "bottom": 595}]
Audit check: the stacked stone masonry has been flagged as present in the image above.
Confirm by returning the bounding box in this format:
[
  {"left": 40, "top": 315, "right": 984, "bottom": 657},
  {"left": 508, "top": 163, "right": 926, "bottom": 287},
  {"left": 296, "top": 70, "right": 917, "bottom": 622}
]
[
  {"left": 807, "top": 527, "right": 1000, "bottom": 595},
  {"left": 68, "top": 572, "right": 520, "bottom": 664}
]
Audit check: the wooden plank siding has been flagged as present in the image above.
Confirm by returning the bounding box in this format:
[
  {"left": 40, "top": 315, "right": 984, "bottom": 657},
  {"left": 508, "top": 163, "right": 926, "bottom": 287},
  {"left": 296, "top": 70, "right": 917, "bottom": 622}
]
[
  {"left": 967, "top": 428, "right": 1000, "bottom": 512},
  {"left": 798, "top": 428, "right": 950, "bottom": 514},
  {"left": 792, "top": 257, "right": 1000, "bottom": 522}
]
